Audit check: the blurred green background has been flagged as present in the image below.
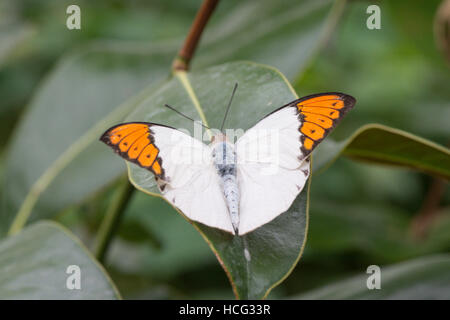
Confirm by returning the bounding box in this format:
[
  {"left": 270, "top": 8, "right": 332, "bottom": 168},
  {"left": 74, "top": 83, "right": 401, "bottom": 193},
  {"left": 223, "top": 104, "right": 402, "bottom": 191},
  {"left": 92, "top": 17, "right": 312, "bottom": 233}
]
[{"left": 0, "top": 0, "right": 449, "bottom": 299}]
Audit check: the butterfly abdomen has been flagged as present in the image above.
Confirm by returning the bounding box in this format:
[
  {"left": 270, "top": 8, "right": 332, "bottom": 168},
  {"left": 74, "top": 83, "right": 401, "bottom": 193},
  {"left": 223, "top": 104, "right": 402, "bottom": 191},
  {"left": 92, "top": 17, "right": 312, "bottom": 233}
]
[{"left": 213, "top": 141, "right": 240, "bottom": 234}]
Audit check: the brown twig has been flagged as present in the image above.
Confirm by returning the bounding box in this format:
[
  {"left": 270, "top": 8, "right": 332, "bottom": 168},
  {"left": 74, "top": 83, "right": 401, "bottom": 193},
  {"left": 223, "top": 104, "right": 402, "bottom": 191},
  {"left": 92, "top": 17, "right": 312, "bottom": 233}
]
[
  {"left": 411, "top": 139, "right": 450, "bottom": 239},
  {"left": 434, "top": 0, "right": 450, "bottom": 64},
  {"left": 172, "top": 0, "right": 220, "bottom": 71},
  {"left": 410, "top": 177, "right": 447, "bottom": 240}
]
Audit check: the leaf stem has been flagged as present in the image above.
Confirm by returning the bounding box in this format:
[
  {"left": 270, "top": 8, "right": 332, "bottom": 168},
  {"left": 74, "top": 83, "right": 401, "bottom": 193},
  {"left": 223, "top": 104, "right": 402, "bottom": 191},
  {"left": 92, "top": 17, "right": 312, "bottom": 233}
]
[
  {"left": 410, "top": 177, "right": 446, "bottom": 239},
  {"left": 95, "top": 179, "right": 135, "bottom": 263},
  {"left": 172, "top": 0, "right": 220, "bottom": 71},
  {"left": 175, "top": 71, "right": 212, "bottom": 139}
]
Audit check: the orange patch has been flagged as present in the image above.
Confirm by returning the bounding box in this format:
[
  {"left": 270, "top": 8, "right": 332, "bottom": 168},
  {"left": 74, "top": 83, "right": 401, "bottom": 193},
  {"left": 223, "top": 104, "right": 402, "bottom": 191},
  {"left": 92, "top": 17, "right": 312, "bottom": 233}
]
[
  {"left": 297, "top": 95, "right": 340, "bottom": 106},
  {"left": 137, "top": 144, "right": 158, "bottom": 167},
  {"left": 111, "top": 123, "right": 147, "bottom": 134},
  {"left": 128, "top": 135, "right": 151, "bottom": 159},
  {"left": 301, "top": 112, "right": 333, "bottom": 129},
  {"left": 329, "top": 100, "right": 344, "bottom": 109},
  {"left": 300, "top": 122, "right": 325, "bottom": 141},
  {"left": 109, "top": 134, "right": 121, "bottom": 145},
  {"left": 119, "top": 130, "right": 146, "bottom": 153},
  {"left": 109, "top": 123, "right": 147, "bottom": 145},
  {"left": 152, "top": 159, "right": 162, "bottom": 175},
  {"left": 300, "top": 107, "right": 340, "bottom": 119},
  {"left": 303, "top": 138, "right": 314, "bottom": 150},
  {"left": 301, "top": 102, "right": 344, "bottom": 110}
]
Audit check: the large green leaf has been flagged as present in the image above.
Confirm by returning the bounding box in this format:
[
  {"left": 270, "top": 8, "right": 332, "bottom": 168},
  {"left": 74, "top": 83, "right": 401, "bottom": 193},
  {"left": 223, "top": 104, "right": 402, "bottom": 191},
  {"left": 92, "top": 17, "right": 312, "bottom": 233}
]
[
  {"left": 295, "top": 254, "right": 450, "bottom": 299},
  {"left": 313, "top": 124, "right": 450, "bottom": 179},
  {"left": 127, "top": 61, "right": 309, "bottom": 299},
  {"left": 1, "top": 47, "right": 172, "bottom": 236},
  {"left": 196, "top": 0, "right": 338, "bottom": 79},
  {"left": 0, "top": 221, "right": 120, "bottom": 299},
  {"left": 0, "top": 22, "right": 34, "bottom": 67},
  {"left": 108, "top": 193, "right": 215, "bottom": 280},
  {"left": 1, "top": 0, "right": 338, "bottom": 236}
]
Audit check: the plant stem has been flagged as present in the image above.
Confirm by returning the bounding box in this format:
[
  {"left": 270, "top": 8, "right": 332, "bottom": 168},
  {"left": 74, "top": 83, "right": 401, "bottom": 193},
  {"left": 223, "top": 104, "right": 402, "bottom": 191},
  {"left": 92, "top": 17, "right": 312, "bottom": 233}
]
[
  {"left": 172, "top": 0, "right": 220, "bottom": 71},
  {"left": 410, "top": 177, "right": 446, "bottom": 239},
  {"left": 411, "top": 139, "right": 450, "bottom": 239},
  {"left": 95, "top": 179, "right": 135, "bottom": 263}
]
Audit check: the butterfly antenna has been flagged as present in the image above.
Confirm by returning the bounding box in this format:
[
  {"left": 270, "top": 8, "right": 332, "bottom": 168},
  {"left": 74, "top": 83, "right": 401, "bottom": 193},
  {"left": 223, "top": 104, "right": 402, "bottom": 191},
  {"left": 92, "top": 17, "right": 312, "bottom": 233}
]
[
  {"left": 220, "top": 83, "right": 238, "bottom": 133},
  {"left": 164, "top": 104, "right": 210, "bottom": 130}
]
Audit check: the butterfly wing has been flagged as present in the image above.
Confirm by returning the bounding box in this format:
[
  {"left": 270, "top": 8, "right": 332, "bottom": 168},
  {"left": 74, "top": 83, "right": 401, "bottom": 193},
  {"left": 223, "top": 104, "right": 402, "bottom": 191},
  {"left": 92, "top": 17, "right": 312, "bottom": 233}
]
[
  {"left": 100, "top": 122, "right": 234, "bottom": 233},
  {"left": 236, "top": 92, "right": 356, "bottom": 235}
]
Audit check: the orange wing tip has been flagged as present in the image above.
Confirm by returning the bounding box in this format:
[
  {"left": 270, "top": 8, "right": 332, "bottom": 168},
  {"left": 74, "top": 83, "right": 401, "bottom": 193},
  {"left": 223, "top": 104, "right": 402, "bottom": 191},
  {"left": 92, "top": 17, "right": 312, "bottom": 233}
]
[
  {"left": 152, "top": 158, "right": 163, "bottom": 175},
  {"left": 297, "top": 94, "right": 341, "bottom": 107},
  {"left": 300, "top": 122, "right": 325, "bottom": 140},
  {"left": 137, "top": 144, "right": 158, "bottom": 167},
  {"left": 301, "top": 112, "right": 334, "bottom": 129},
  {"left": 100, "top": 122, "right": 166, "bottom": 181},
  {"left": 297, "top": 92, "right": 356, "bottom": 157},
  {"left": 303, "top": 138, "right": 314, "bottom": 150},
  {"left": 99, "top": 122, "right": 150, "bottom": 146},
  {"left": 128, "top": 135, "right": 151, "bottom": 159},
  {"left": 296, "top": 92, "right": 356, "bottom": 109}
]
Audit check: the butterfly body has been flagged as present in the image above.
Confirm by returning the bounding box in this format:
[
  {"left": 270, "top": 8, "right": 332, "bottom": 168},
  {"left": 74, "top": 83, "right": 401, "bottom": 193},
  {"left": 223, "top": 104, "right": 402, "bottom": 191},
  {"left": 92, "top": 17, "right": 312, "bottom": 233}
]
[
  {"left": 100, "top": 92, "right": 356, "bottom": 236},
  {"left": 211, "top": 135, "right": 240, "bottom": 233}
]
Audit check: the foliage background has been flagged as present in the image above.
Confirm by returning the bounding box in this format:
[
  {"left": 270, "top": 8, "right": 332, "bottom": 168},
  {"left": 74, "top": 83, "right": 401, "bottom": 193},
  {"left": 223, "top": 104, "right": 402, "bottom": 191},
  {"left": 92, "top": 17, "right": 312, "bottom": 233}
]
[{"left": 0, "top": 0, "right": 449, "bottom": 299}]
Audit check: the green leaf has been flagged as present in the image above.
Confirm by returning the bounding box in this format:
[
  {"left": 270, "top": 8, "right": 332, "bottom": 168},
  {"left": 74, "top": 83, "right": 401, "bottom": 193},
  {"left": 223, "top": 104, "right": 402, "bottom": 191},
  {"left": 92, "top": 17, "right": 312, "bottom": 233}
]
[
  {"left": 313, "top": 124, "right": 450, "bottom": 179},
  {"left": 0, "top": 221, "right": 120, "bottom": 299},
  {"left": 1, "top": 0, "right": 339, "bottom": 235},
  {"left": 0, "top": 23, "right": 34, "bottom": 67},
  {"left": 295, "top": 254, "right": 450, "bottom": 299},
  {"left": 2, "top": 47, "right": 173, "bottom": 236},
  {"left": 127, "top": 61, "right": 309, "bottom": 299},
  {"left": 197, "top": 0, "right": 338, "bottom": 79},
  {"left": 109, "top": 193, "right": 215, "bottom": 281},
  {"left": 307, "top": 201, "right": 413, "bottom": 258}
]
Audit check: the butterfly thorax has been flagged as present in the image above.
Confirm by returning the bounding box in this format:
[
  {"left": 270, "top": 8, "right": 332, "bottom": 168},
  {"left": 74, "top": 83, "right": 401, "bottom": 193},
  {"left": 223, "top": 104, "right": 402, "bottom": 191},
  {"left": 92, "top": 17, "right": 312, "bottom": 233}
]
[{"left": 211, "top": 135, "right": 240, "bottom": 234}]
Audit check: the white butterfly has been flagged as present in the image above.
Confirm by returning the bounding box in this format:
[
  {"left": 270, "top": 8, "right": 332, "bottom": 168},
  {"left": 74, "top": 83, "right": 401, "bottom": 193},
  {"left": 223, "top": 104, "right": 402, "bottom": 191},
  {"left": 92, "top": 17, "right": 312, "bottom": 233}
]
[{"left": 100, "top": 90, "right": 355, "bottom": 235}]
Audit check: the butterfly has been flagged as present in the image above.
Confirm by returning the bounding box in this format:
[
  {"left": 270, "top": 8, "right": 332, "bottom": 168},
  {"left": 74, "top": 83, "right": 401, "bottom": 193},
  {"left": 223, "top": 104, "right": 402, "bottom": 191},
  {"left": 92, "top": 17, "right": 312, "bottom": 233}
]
[{"left": 100, "top": 88, "right": 356, "bottom": 236}]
